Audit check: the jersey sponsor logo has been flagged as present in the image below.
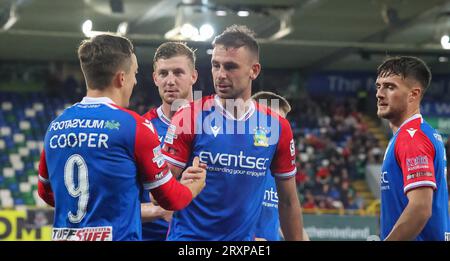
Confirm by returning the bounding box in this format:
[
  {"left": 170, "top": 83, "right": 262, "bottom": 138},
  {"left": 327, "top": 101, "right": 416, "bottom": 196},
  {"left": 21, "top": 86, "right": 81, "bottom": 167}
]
[
  {"left": 199, "top": 151, "right": 269, "bottom": 170},
  {"left": 406, "top": 171, "right": 433, "bottom": 181},
  {"left": 434, "top": 133, "right": 443, "bottom": 143},
  {"left": 152, "top": 145, "right": 165, "bottom": 168},
  {"left": 253, "top": 127, "right": 269, "bottom": 147},
  {"left": 155, "top": 171, "right": 166, "bottom": 180},
  {"left": 50, "top": 119, "right": 105, "bottom": 131},
  {"left": 290, "top": 139, "right": 295, "bottom": 156},
  {"left": 52, "top": 226, "right": 112, "bottom": 241},
  {"left": 380, "top": 171, "right": 390, "bottom": 190},
  {"left": 263, "top": 186, "right": 279, "bottom": 208},
  {"left": 142, "top": 120, "right": 155, "bottom": 133},
  {"left": 406, "top": 128, "right": 417, "bottom": 138},
  {"left": 381, "top": 171, "right": 388, "bottom": 183},
  {"left": 406, "top": 155, "right": 429, "bottom": 171},
  {"left": 164, "top": 124, "right": 177, "bottom": 144},
  {"left": 104, "top": 120, "right": 120, "bottom": 130}
]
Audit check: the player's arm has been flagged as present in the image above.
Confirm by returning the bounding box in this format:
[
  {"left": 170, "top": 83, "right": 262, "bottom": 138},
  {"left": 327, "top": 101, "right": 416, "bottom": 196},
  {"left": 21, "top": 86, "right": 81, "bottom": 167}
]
[
  {"left": 272, "top": 118, "right": 305, "bottom": 241},
  {"left": 276, "top": 177, "right": 304, "bottom": 241},
  {"left": 149, "top": 157, "right": 205, "bottom": 210},
  {"left": 385, "top": 133, "right": 436, "bottom": 240},
  {"left": 135, "top": 117, "right": 204, "bottom": 211},
  {"left": 166, "top": 163, "right": 183, "bottom": 179},
  {"left": 141, "top": 202, "right": 173, "bottom": 223},
  {"left": 162, "top": 102, "right": 198, "bottom": 180},
  {"left": 166, "top": 160, "right": 207, "bottom": 180},
  {"left": 37, "top": 150, "right": 55, "bottom": 207},
  {"left": 384, "top": 187, "right": 433, "bottom": 241}
]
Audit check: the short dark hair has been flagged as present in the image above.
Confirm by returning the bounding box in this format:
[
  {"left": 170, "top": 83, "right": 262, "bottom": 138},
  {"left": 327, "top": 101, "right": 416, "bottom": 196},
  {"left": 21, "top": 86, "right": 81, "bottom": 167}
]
[
  {"left": 78, "top": 33, "right": 134, "bottom": 90},
  {"left": 153, "top": 42, "right": 196, "bottom": 70},
  {"left": 377, "top": 56, "right": 432, "bottom": 96},
  {"left": 212, "top": 24, "right": 259, "bottom": 60},
  {"left": 251, "top": 91, "right": 291, "bottom": 115}
]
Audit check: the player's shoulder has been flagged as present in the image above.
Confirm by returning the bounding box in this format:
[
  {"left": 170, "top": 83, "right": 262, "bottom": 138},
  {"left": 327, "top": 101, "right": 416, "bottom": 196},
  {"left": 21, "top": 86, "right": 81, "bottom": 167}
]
[
  {"left": 111, "top": 104, "right": 139, "bottom": 119},
  {"left": 254, "top": 101, "right": 284, "bottom": 119},
  {"left": 396, "top": 117, "right": 435, "bottom": 148},
  {"left": 142, "top": 107, "right": 158, "bottom": 121},
  {"left": 254, "top": 101, "right": 291, "bottom": 128},
  {"left": 397, "top": 117, "right": 425, "bottom": 139}
]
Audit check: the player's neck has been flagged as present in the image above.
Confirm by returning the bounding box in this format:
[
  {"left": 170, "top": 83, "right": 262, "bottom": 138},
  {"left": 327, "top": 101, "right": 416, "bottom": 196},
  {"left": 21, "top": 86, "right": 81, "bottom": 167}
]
[
  {"left": 161, "top": 98, "right": 191, "bottom": 120},
  {"left": 218, "top": 96, "right": 252, "bottom": 119},
  {"left": 86, "top": 88, "right": 122, "bottom": 107},
  {"left": 390, "top": 107, "right": 421, "bottom": 133}
]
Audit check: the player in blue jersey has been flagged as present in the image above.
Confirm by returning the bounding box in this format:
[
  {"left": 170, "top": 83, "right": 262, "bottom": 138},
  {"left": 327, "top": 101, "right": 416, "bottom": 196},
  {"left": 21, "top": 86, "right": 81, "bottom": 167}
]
[
  {"left": 140, "top": 42, "right": 198, "bottom": 240},
  {"left": 37, "top": 34, "right": 206, "bottom": 241},
  {"left": 252, "top": 91, "right": 291, "bottom": 241},
  {"left": 252, "top": 91, "right": 310, "bottom": 241},
  {"left": 376, "top": 56, "right": 449, "bottom": 241},
  {"left": 162, "top": 25, "right": 305, "bottom": 241}
]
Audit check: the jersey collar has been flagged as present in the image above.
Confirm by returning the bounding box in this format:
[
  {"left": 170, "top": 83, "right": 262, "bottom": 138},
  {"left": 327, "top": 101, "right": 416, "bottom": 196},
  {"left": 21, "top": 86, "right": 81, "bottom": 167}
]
[
  {"left": 213, "top": 95, "right": 255, "bottom": 121},
  {"left": 396, "top": 113, "right": 423, "bottom": 134},
  {"left": 81, "top": 96, "right": 115, "bottom": 105},
  {"left": 157, "top": 106, "right": 171, "bottom": 126},
  {"left": 80, "top": 96, "right": 118, "bottom": 110}
]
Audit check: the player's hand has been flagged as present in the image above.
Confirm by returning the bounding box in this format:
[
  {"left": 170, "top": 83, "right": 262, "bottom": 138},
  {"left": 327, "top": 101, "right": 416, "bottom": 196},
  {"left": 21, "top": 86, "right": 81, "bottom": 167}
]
[
  {"left": 181, "top": 156, "right": 206, "bottom": 198},
  {"left": 161, "top": 209, "right": 174, "bottom": 222}
]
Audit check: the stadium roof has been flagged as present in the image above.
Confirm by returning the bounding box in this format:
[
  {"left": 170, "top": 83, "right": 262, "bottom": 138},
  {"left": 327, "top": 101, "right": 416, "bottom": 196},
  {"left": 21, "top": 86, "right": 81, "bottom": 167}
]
[{"left": 1, "top": 0, "right": 450, "bottom": 72}]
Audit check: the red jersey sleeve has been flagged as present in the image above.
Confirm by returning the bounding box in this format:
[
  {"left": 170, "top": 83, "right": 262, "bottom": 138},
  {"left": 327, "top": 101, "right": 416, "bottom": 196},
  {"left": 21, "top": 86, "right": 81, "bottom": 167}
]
[
  {"left": 133, "top": 117, "right": 172, "bottom": 189},
  {"left": 271, "top": 117, "right": 297, "bottom": 179},
  {"left": 162, "top": 103, "right": 196, "bottom": 169},
  {"left": 37, "top": 149, "right": 55, "bottom": 207},
  {"left": 133, "top": 114, "right": 193, "bottom": 210},
  {"left": 395, "top": 128, "right": 436, "bottom": 194}
]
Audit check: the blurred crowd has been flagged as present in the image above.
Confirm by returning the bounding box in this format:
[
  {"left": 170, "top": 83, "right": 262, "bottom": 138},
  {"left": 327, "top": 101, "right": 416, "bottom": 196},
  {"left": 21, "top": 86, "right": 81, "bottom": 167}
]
[{"left": 289, "top": 96, "right": 383, "bottom": 212}]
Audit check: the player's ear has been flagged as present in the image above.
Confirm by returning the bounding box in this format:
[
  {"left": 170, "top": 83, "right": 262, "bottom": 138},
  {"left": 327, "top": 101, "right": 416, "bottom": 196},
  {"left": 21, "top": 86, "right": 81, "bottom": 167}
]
[
  {"left": 191, "top": 69, "right": 198, "bottom": 85},
  {"left": 114, "top": 70, "right": 126, "bottom": 88},
  {"left": 250, "top": 62, "right": 261, "bottom": 80},
  {"left": 409, "top": 87, "right": 422, "bottom": 102},
  {"left": 152, "top": 71, "right": 158, "bottom": 87}
]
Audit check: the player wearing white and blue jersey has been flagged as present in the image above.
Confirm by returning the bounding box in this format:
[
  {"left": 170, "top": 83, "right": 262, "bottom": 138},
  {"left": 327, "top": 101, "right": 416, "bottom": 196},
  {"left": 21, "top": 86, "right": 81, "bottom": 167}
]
[
  {"left": 162, "top": 25, "right": 305, "bottom": 241},
  {"left": 376, "top": 56, "right": 449, "bottom": 241},
  {"left": 37, "top": 34, "right": 205, "bottom": 241},
  {"left": 140, "top": 42, "right": 197, "bottom": 241}
]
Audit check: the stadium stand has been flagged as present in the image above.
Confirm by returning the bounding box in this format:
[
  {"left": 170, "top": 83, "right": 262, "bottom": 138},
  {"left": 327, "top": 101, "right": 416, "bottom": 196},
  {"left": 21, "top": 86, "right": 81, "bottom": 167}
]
[{"left": 0, "top": 84, "right": 381, "bottom": 215}]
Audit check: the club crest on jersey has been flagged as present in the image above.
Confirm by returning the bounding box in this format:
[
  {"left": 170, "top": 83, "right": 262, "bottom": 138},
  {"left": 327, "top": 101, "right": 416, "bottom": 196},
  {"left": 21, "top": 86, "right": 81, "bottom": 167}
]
[
  {"left": 104, "top": 120, "right": 120, "bottom": 130},
  {"left": 253, "top": 127, "right": 269, "bottom": 147},
  {"left": 152, "top": 145, "right": 165, "bottom": 168}
]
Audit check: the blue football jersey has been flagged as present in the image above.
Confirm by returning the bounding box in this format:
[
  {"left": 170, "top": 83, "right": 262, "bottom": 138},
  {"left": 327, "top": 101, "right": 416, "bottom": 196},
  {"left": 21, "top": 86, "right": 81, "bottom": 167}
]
[
  {"left": 255, "top": 172, "right": 281, "bottom": 241},
  {"left": 141, "top": 106, "right": 171, "bottom": 241},
  {"left": 38, "top": 97, "right": 172, "bottom": 241},
  {"left": 163, "top": 95, "right": 297, "bottom": 241},
  {"left": 380, "top": 114, "right": 449, "bottom": 240}
]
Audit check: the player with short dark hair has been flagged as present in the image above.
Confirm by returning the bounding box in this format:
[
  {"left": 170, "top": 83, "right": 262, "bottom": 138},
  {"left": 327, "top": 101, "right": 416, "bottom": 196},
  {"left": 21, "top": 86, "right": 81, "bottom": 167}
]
[
  {"left": 162, "top": 25, "right": 305, "bottom": 241},
  {"left": 37, "top": 34, "right": 205, "bottom": 241},
  {"left": 376, "top": 56, "right": 449, "bottom": 240},
  {"left": 140, "top": 41, "right": 198, "bottom": 241}
]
